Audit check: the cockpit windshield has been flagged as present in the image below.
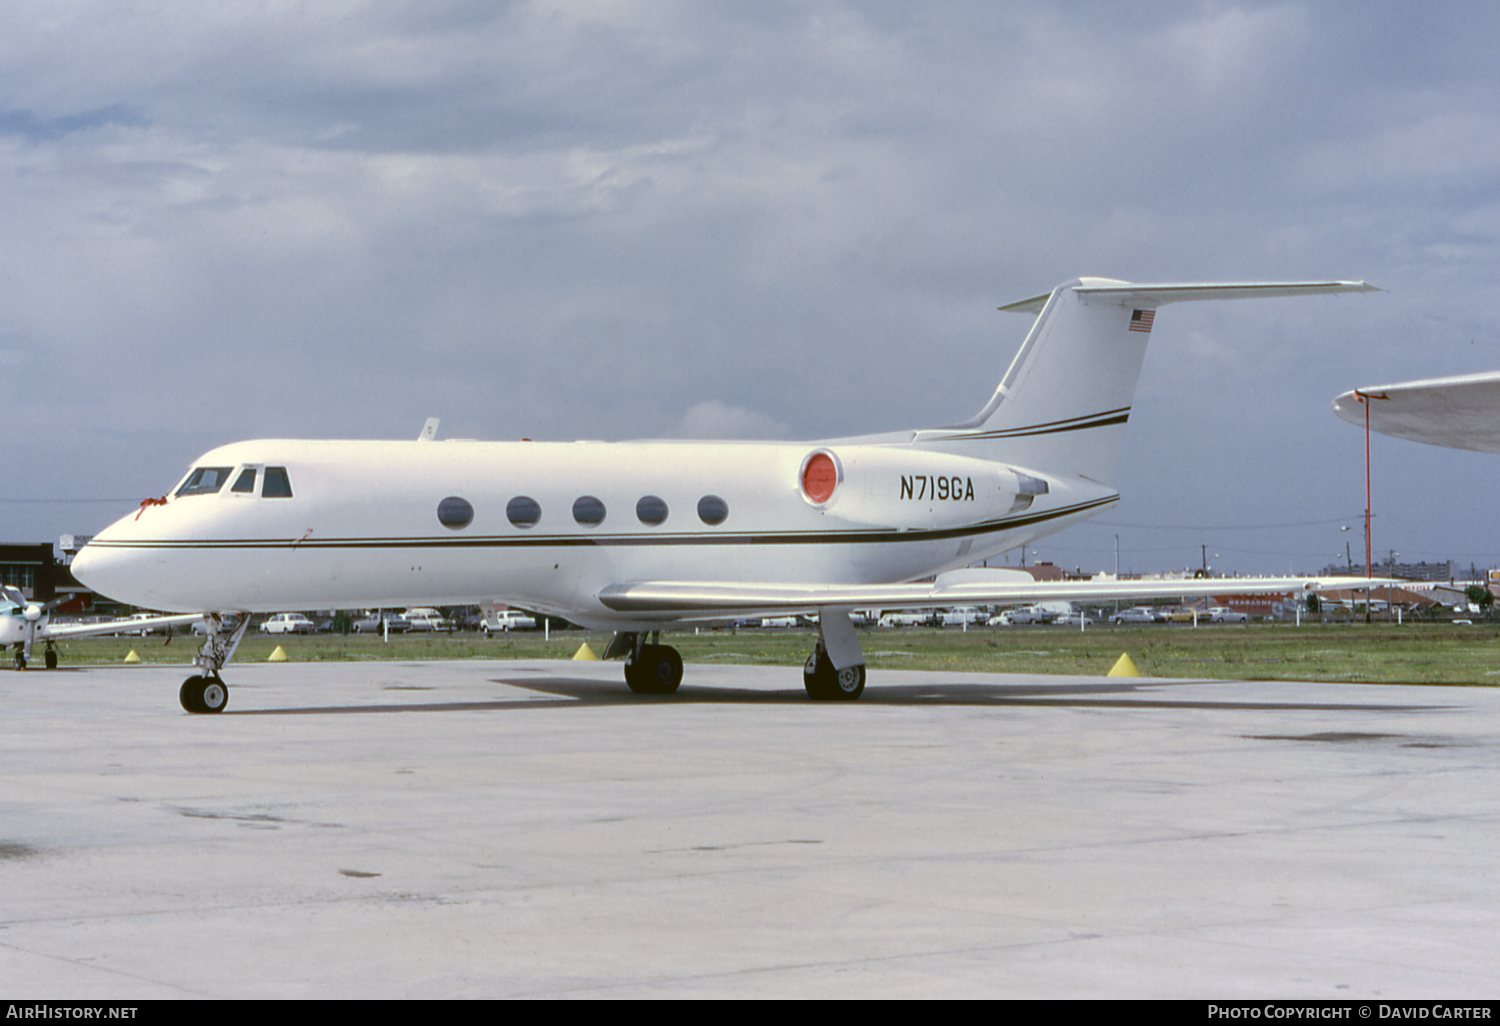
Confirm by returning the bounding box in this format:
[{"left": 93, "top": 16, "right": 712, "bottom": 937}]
[
  {"left": 0, "top": 585, "right": 25, "bottom": 612},
  {"left": 176, "top": 467, "right": 234, "bottom": 497},
  {"left": 174, "top": 464, "right": 293, "bottom": 498}
]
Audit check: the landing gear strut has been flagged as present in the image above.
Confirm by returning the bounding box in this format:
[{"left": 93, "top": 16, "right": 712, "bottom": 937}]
[{"left": 180, "top": 613, "right": 250, "bottom": 714}]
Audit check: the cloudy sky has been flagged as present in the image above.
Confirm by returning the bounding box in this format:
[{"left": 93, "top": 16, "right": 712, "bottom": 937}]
[{"left": 4, "top": 1, "right": 1499, "bottom": 579}]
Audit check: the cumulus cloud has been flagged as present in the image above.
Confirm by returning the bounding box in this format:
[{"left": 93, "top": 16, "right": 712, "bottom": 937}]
[
  {"left": 3, "top": 1, "right": 1499, "bottom": 572},
  {"left": 672, "top": 399, "right": 793, "bottom": 441}
]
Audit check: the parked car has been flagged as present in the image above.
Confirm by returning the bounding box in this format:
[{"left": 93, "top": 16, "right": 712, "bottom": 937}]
[
  {"left": 403, "top": 608, "right": 456, "bottom": 632},
  {"left": 1112, "top": 607, "right": 1164, "bottom": 625},
  {"left": 481, "top": 610, "right": 536, "bottom": 632},
  {"left": 115, "top": 612, "right": 165, "bottom": 635},
  {"left": 989, "top": 606, "right": 1047, "bottom": 626},
  {"left": 260, "top": 613, "right": 315, "bottom": 635},
  {"left": 1208, "top": 607, "right": 1250, "bottom": 623},
  {"left": 352, "top": 612, "right": 408, "bottom": 634},
  {"left": 878, "top": 611, "right": 927, "bottom": 628}
]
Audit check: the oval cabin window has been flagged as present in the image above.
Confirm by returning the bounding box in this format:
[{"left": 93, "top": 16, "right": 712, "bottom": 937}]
[
  {"left": 697, "top": 495, "right": 729, "bottom": 526},
  {"left": 506, "top": 496, "right": 541, "bottom": 529},
  {"left": 572, "top": 495, "right": 606, "bottom": 527},
  {"left": 437, "top": 496, "right": 474, "bottom": 530},
  {"left": 636, "top": 495, "right": 669, "bottom": 526}
]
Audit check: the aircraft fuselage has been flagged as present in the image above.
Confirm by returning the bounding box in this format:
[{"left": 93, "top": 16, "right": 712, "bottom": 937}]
[{"left": 74, "top": 436, "right": 1114, "bottom": 627}]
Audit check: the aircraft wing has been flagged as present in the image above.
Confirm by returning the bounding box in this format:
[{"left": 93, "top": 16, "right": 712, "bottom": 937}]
[
  {"left": 42, "top": 613, "right": 209, "bottom": 640},
  {"left": 598, "top": 571, "right": 1401, "bottom": 621},
  {"left": 1332, "top": 371, "right": 1500, "bottom": 454}
]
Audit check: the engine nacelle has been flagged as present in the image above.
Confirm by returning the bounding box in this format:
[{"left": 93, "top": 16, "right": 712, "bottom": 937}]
[{"left": 797, "top": 446, "right": 1047, "bottom": 531}]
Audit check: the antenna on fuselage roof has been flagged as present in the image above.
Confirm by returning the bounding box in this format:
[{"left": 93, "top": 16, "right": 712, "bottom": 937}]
[{"left": 418, "top": 418, "right": 439, "bottom": 442}]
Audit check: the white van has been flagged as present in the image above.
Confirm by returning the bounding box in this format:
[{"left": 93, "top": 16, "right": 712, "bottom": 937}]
[{"left": 482, "top": 610, "right": 536, "bottom": 632}]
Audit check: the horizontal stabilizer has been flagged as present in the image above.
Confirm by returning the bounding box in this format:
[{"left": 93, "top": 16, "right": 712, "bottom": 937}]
[
  {"left": 960, "top": 277, "right": 1378, "bottom": 485},
  {"left": 1002, "top": 280, "right": 1378, "bottom": 314},
  {"left": 598, "top": 576, "right": 1402, "bottom": 621}
]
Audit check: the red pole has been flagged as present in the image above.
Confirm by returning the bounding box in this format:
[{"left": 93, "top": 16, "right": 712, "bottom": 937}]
[
  {"left": 1363, "top": 391, "right": 1372, "bottom": 580},
  {"left": 1350, "top": 390, "right": 1373, "bottom": 623}
]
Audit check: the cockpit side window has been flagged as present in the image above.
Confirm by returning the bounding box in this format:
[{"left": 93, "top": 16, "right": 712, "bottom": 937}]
[
  {"left": 176, "top": 467, "right": 233, "bottom": 497},
  {"left": 262, "top": 467, "right": 293, "bottom": 498},
  {"left": 231, "top": 468, "right": 258, "bottom": 494}
]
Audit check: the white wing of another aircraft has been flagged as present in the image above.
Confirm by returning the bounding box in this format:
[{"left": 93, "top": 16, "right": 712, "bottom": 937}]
[
  {"left": 72, "top": 275, "right": 1377, "bottom": 711},
  {"left": 1332, "top": 371, "right": 1500, "bottom": 454},
  {"left": 0, "top": 585, "right": 205, "bottom": 670}
]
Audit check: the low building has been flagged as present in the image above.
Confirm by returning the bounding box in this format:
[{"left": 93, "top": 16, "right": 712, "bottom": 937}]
[{"left": 0, "top": 543, "right": 59, "bottom": 603}]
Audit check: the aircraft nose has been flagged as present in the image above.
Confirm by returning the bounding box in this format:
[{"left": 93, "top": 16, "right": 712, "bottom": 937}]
[
  {"left": 71, "top": 538, "right": 153, "bottom": 608},
  {"left": 70, "top": 542, "right": 120, "bottom": 600}
]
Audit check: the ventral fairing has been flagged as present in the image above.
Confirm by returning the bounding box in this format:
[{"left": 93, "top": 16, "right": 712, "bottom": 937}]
[{"left": 71, "top": 276, "right": 1379, "bottom": 711}]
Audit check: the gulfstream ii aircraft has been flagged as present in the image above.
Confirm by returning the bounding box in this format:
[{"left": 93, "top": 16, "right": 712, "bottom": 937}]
[{"left": 73, "top": 276, "right": 1377, "bottom": 712}]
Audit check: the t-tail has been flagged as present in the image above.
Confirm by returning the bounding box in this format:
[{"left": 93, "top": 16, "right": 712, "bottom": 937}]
[{"left": 914, "top": 277, "right": 1378, "bottom": 484}]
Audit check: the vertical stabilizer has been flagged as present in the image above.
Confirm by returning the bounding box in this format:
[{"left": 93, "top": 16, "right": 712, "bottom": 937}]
[{"left": 919, "top": 278, "right": 1377, "bottom": 485}]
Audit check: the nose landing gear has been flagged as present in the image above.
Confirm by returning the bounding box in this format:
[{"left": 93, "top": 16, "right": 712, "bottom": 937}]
[{"left": 179, "top": 613, "right": 250, "bottom": 714}]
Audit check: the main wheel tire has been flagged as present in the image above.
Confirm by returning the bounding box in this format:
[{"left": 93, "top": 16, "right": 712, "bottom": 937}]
[
  {"left": 44, "top": 649, "right": 58, "bottom": 669},
  {"left": 803, "top": 652, "right": 865, "bottom": 701},
  {"left": 625, "top": 644, "right": 683, "bottom": 695}
]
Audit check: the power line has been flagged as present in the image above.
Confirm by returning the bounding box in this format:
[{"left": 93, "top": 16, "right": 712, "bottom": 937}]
[{"left": 1091, "top": 515, "right": 1362, "bottom": 531}]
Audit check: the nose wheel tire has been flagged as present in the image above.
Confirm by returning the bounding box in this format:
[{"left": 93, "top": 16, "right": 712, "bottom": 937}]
[
  {"left": 180, "top": 675, "right": 229, "bottom": 714},
  {"left": 804, "top": 651, "right": 865, "bottom": 701}
]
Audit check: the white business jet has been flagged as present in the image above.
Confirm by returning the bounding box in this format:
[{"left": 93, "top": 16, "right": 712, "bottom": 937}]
[
  {"left": 72, "top": 276, "right": 1377, "bottom": 712},
  {"left": 1, "top": 584, "right": 205, "bottom": 670}
]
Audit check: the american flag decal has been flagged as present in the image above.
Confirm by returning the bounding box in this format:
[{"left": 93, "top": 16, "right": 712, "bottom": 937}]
[{"left": 1129, "top": 309, "right": 1155, "bottom": 333}]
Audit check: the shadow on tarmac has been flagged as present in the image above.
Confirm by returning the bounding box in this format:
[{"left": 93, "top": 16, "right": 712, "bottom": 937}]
[{"left": 228, "top": 674, "right": 1444, "bottom": 716}]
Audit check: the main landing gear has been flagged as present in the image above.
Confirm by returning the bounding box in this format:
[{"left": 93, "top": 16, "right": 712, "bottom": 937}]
[
  {"left": 9, "top": 642, "right": 56, "bottom": 670},
  {"left": 803, "top": 646, "right": 865, "bottom": 701},
  {"left": 179, "top": 613, "right": 250, "bottom": 714},
  {"left": 608, "top": 609, "right": 869, "bottom": 701},
  {"left": 615, "top": 633, "right": 684, "bottom": 695}
]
